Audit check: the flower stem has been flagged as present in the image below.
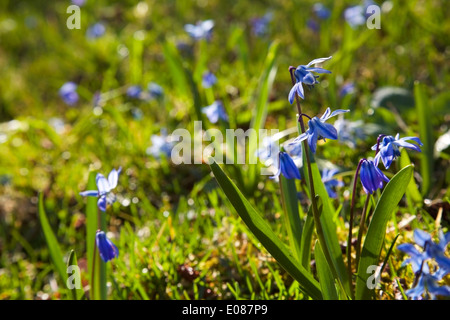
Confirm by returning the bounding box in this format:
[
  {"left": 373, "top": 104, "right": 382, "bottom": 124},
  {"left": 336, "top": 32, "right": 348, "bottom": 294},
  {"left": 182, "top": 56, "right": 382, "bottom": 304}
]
[
  {"left": 289, "top": 66, "right": 340, "bottom": 282},
  {"left": 91, "top": 231, "right": 98, "bottom": 300},
  {"left": 347, "top": 158, "right": 364, "bottom": 292},
  {"left": 355, "top": 194, "right": 371, "bottom": 271}
]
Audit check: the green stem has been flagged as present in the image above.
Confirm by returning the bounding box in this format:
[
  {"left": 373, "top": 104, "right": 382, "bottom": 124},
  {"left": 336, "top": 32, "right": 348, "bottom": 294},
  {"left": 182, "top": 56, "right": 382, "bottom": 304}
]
[
  {"left": 347, "top": 159, "right": 364, "bottom": 295},
  {"left": 355, "top": 194, "right": 371, "bottom": 271},
  {"left": 289, "top": 67, "right": 340, "bottom": 283},
  {"left": 91, "top": 232, "right": 98, "bottom": 300}
]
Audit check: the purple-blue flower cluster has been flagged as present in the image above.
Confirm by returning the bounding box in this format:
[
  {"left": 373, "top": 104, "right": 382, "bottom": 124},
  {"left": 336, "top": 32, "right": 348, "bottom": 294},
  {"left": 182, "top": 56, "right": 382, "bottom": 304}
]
[{"left": 398, "top": 229, "right": 450, "bottom": 300}]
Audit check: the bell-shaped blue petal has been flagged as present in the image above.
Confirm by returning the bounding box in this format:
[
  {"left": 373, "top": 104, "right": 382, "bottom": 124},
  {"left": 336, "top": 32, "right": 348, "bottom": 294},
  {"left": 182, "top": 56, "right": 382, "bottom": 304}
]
[
  {"left": 359, "top": 159, "right": 389, "bottom": 194},
  {"left": 96, "top": 174, "right": 111, "bottom": 194},
  {"left": 107, "top": 167, "right": 122, "bottom": 190},
  {"left": 96, "top": 230, "right": 119, "bottom": 262},
  {"left": 274, "top": 152, "right": 301, "bottom": 180},
  {"left": 80, "top": 190, "right": 99, "bottom": 197}
]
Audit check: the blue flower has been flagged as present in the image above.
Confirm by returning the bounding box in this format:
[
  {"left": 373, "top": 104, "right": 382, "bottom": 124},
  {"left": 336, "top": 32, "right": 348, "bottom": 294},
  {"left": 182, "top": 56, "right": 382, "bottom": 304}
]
[
  {"left": 288, "top": 56, "right": 332, "bottom": 103},
  {"left": 321, "top": 168, "right": 344, "bottom": 198},
  {"left": 406, "top": 272, "right": 450, "bottom": 300},
  {"left": 306, "top": 18, "right": 320, "bottom": 32},
  {"left": 372, "top": 134, "right": 423, "bottom": 169},
  {"left": 202, "top": 101, "right": 228, "bottom": 123},
  {"left": 313, "top": 3, "right": 331, "bottom": 20},
  {"left": 146, "top": 129, "right": 174, "bottom": 159},
  {"left": 290, "top": 108, "right": 350, "bottom": 153},
  {"left": 273, "top": 152, "right": 301, "bottom": 180},
  {"left": 96, "top": 230, "right": 119, "bottom": 262},
  {"left": 344, "top": 5, "right": 366, "bottom": 28},
  {"left": 59, "top": 82, "right": 79, "bottom": 106},
  {"left": 334, "top": 118, "right": 367, "bottom": 148},
  {"left": 184, "top": 20, "right": 214, "bottom": 41},
  {"left": 359, "top": 159, "right": 389, "bottom": 194},
  {"left": 127, "top": 85, "right": 142, "bottom": 99},
  {"left": 256, "top": 136, "right": 280, "bottom": 168},
  {"left": 80, "top": 167, "right": 122, "bottom": 212},
  {"left": 251, "top": 12, "right": 273, "bottom": 37},
  {"left": 398, "top": 229, "right": 450, "bottom": 300},
  {"left": 339, "top": 82, "right": 355, "bottom": 97},
  {"left": 202, "top": 72, "right": 217, "bottom": 89},
  {"left": 148, "top": 82, "right": 164, "bottom": 100},
  {"left": 86, "top": 22, "right": 106, "bottom": 39}
]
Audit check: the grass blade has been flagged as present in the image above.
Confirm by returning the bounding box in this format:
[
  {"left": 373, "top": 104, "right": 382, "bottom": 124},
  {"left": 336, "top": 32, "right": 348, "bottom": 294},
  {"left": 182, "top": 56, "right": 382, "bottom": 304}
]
[
  {"left": 414, "top": 82, "right": 433, "bottom": 196},
  {"left": 38, "top": 193, "right": 67, "bottom": 288},
  {"left": 67, "top": 249, "right": 86, "bottom": 300},
  {"left": 300, "top": 205, "right": 314, "bottom": 272},
  {"left": 279, "top": 175, "right": 303, "bottom": 262},
  {"left": 302, "top": 150, "right": 352, "bottom": 296},
  {"left": 210, "top": 161, "right": 322, "bottom": 300},
  {"left": 355, "top": 165, "right": 413, "bottom": 300},
  {"left": 314, "top": 241, "right": 339, "bottom": 300},
  {"left": 85, "top": 171, "right": 99, "bottom": 300}
]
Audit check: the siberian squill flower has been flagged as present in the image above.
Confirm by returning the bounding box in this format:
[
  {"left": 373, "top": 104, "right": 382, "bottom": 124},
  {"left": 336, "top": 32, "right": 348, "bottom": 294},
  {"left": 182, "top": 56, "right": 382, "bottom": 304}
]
[
  {"left": 59, "top": 82, "right": 79, "bottom": 106},
  {"left": 202, "top": 101, "right": 228, "bottom": 123},
  {"left": 344, "top": 1, "right": 376, "bottom": 28},
  {"left": 184, "top": 20, "right": 214, "bottom": 41},
  {"left": 86, "top": 22, "right": 106, "bottom": 38},
  {"left": 372, "top": 134, "right": 423, "bottom": 169},
  {"left": 80, "top": 167, "right": 122, "bottom": 212},
  {"left": 359, "top": 159, "right": 389, "bottom": 194},
  {"left": 273, "top": 152, "right": 301, "bottom": 180},
  {"left": 398, "top": 229, "right": 450, "bottom": 300},
  {"left": 127, "top": 85, "right": 142, "bottom": 99},
  {"left": 339, "top": 82, "right": 356, "bottom": 97},
  {"left": 290, "top": 108, "right": 350, "bottom": 153},
  {"left": 202, "top": 72, "right": 217, "bottom": 89},
  {"left": 96, "top": 230, "right": 119, "bottom": 262},
  {"left": 146, "top": 129, "right": 174, "bottom": 159},
  {"left": 71, "top": 0, "right": 86, "bottom": 6},
  {"left": 256, "top": 136, "right": 280, "bottom": 168},
  {"left": 288, "top": 56, "right": 332, "bottom": 103},
  {"left": 322, "top": 168, "right": 344, "bottom": 198}
]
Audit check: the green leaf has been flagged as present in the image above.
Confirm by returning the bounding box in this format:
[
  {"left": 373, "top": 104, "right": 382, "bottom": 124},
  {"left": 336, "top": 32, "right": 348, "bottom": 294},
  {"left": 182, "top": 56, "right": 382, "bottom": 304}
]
[
  {"left": 355, "top": 165, "right": 413, "bottom": 300},
  {"left": 300, "top": 205, "right": 314, "bottom": 272},
  {"left": 67, "top": 250, "right": 86, "bottom": 300},
  {"left": 302, "top": 150, "right": 352, "bottom": 296},
  {"left": 314, "top": 241, "right": 339, "bottom": 300},
  {"left": 210, "top": 161, "right": 322, "bottom": 300},
  {"left": 38, "top": 193, "right": 67, "bottom": 287},
  {"left": 399, "top": 149, "right": 423, "bottom": 204},
  {"left": 414, "top": 82, "right": 433, "bottom": 196},
  {"left": 162, "top": 41, "right": 190, "bottom": 98},
  {"left": 279, "top": 175, "right": 303, "bottom": 262}
]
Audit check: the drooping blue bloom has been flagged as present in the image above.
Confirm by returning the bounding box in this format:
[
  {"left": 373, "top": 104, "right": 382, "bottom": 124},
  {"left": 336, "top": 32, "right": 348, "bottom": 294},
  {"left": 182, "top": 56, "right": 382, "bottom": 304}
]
[
  {"left": 273, "top": 152, "right": 301, "bottom": 180},
  {"left": 202, "top": 72, "right": 217, "bottom": 89},
  {"left": 251, "top": 12, "right": 273, "bottom": 37},
  {"left": 127, "top": 85, "right": 142, "bottom": 99},
  {"left": 86, "top": 22, "right": 106, "bottom": 38},
  {"left": 398, "top": 229, "right": 450, "bottom": 300},
  {"left": 290, "top": 108, "right": 350, "bottom": 153},
  {"left": 148, "top": 82, "right": 164, "bottom": 100},
  {"left": 184, "top": 20, "right": 214, "bottom": 41},
  {"left": 59, "top": 82, "right": 79, "bottom": 106},
  {"left": 288, "top": 57, "right": 332, "bottom": 103},
  {"left": 313, "top": 3, "right": 331, "bottom": 20},
  {"left": 359, "top": 159, "right": 389, "bottom": 194},
  {"left": 80, "top": 167, "right": 122, "bottom": 212},
  {"left": 96, "top": 230, "right": 119, "bottom": 262},
  {"left": 321, "top": 168, "right": 344, "bottom": 198},
  {"left": 372, "top": 134, "right": 423, "bottom": 169},
  {"left": 202, "top": 101, "right": 228, "bottom": 123},
  {"left": 406, "top": 272, "right": 450, "bottom": 300},
  {"left": 146, "top": 129, "right": 174, "bottom": 159}
]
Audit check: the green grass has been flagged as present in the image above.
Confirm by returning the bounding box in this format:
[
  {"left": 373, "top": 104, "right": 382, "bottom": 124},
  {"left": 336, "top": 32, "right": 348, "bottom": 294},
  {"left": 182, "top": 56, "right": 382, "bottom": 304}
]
[{"left": 0, "top": 0, "right": 449, "bottom": 300}]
